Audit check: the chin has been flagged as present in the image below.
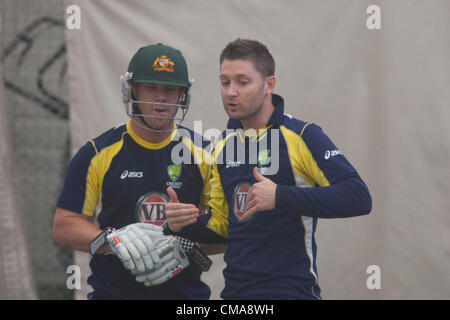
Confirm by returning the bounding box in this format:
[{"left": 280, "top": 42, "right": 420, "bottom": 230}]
[
  {"left": 147, "top": 120, "right": 171, "bottom": 131},
  {"left": 225, "top": 110, "right": 243, "bottom": 120}
]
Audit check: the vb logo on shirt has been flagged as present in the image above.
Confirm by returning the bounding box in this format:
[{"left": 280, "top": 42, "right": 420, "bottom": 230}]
[
  {"left": 232, "top": 182, "right": 252, "bottom": 222},
  {"left": 135, "top": 192, "right": 168, "bottom": 226}
]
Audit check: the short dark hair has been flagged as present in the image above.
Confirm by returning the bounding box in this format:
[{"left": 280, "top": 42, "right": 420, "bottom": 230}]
[{"left": 220, "top": 39, "right": 275, "bottom": 78}]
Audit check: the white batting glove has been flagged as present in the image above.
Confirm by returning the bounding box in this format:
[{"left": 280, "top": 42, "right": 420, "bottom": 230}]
[
  {"left": 106, "top": 223, "right": 162, "bottom": 273},
  {"left": 135, "top": 236, "right": 190, "bottom": 286}
]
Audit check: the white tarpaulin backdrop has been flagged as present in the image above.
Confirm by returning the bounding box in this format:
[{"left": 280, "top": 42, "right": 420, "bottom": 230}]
[{"left": 65, "top": 0, "right": 450, "bottom": 299}]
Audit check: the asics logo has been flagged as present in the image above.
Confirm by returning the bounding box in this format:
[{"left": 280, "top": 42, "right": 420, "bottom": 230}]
[
  {"left": 120, "top": 170, "right": 143, "bottom": 179},
  {"left": 324, "top": 149, "right": 342, "bottom": 160},
  {"left": 226, "top": 161, "right": 241, "bottom": 169}
]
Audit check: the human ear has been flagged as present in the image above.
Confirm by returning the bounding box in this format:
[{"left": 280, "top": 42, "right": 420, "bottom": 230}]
[{"left": 265, "top": 75, "right": 275, "bottom": 94}]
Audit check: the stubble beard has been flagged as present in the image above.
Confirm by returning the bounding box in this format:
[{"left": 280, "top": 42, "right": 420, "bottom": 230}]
[{"left": 226, "top": 89, "right": 266, "bottom": 123}]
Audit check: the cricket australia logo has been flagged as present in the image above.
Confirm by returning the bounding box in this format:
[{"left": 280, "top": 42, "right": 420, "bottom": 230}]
[
  {"left": 257, "top": 149, "right": 271, "bottom": 175},
  {"left": 135, "top": 192, "right": 168, "bottom": 226},
  {"left": 257, "top": 149, "right": 271, "bottom": 166},
  {"left": 167, "top": 164, "right": 183, "bottom": 188},
  {"left": 232, "top": 182, "right": 252, "bottom": 222}
]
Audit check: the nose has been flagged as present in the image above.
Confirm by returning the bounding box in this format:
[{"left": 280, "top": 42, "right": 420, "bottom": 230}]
[
  {"left": 225, "top": 82, "right": 238, "bottom": 97},
  {"left": 154, "top": 88, "right": 169, "bottom": 102}
]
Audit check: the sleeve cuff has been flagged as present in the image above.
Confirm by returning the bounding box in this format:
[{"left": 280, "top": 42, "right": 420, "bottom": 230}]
[{"left": 275, "top": 185, "right": 290, "bottom": 210}]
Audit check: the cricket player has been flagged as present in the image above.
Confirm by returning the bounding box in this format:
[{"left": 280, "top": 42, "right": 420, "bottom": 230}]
[
  {"left": 164, "top": 39, "right": 372, "bottom": 300},
  {"left": 53, "top": 43, "right": 221, "bottom": 299}
]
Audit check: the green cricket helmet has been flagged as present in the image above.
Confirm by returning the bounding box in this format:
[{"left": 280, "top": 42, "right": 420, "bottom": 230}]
[{"left": 120, "top": 43, "right": 192, "bottom": 131}]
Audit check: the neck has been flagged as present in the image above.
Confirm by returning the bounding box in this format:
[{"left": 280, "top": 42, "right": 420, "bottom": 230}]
[
  {"left": 241, "top": 94, "right": 275, "bottom": 131},
  {"left": 130, "top": 118, "right": 174, "bottom": 144}
]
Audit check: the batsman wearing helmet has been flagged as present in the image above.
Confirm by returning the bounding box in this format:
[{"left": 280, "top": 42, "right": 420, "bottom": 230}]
[{"left": 53, "top": 43, "right": 224, "bottom": 299}]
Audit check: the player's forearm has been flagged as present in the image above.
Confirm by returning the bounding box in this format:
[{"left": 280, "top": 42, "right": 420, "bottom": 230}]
[
  {"left": 53, "top": 209, "right": 110, "bottom": 253},
  {"left": 53, "top": 218, "right": 102, "bottom": 253},
  {"left": 197, "top": 244, "right": 228, "bottom": 255},
  {"left": 276, "top": 173, "right": 372, "bottom": 218},
  {"left": 174, "top": 215, "right": 228, "bottom": 244}
]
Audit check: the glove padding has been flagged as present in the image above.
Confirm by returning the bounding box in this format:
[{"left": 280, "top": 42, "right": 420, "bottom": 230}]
[
  {"left": 135, "top": 236, "right": 190, "bottom": 286},
  {"left": 106, "top": 223, "right": 163, "bottom": 273}
]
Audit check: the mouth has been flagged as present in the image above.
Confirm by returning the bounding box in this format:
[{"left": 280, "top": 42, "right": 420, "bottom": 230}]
[
  {"left": 226, "top": 102, "right": 238, "bottom": 111},
  {"left": 153, "top": 106, "right": 171, "bottom": 118}
]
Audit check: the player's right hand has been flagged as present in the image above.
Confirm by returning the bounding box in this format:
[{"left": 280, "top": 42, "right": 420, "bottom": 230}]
[
  {"left": 106, "top": 223, "right": 162, "bottom": 273},
  {"left": 165, "top": 187, "right": 199, "bottom": 232}
]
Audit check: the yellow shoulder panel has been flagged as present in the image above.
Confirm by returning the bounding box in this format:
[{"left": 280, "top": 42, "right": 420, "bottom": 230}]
[
  {"left": 81, "top": 134, "right": 125, "bottom": 216},
  {"left": 202, "top": 132, "right": 239, "bottom": 239},
  {"left": 206, "top": 159, "right": 229, "bottom": 238},
  {"left": 181, "top": 136, "right": 212, "bottom": 209},
  {"left": 280, "top": 125, "right": 330, "bottom": 187}
]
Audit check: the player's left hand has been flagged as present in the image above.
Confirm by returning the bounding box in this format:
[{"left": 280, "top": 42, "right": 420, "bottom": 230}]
[
  {"left": 106, "top": 223, "right": 162, "bottom": 273},
  {"left": 242, "top": 167, "right": 277, "bottom": 220},
  {"left": 165, "top": 187, "right": 199, "bottom": 232},
  {"left": 134, "top": 236, "right": 190, "bottom": 286}
]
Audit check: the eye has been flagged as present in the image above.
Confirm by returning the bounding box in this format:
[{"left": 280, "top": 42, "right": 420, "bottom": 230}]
[
  {"left": 143, "top": 85, "right": 157, "bottom": 91},
  {"left": 165, "top": 87, "right": 177, "bottom": 93}
]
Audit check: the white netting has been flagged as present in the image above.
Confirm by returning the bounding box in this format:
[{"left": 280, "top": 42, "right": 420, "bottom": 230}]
[
  {"left": 0, "top": 0, "right": 72, "bottom": 299},
  {"left": 0, "top": 62, "right": 37, "bottom": 299}
]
